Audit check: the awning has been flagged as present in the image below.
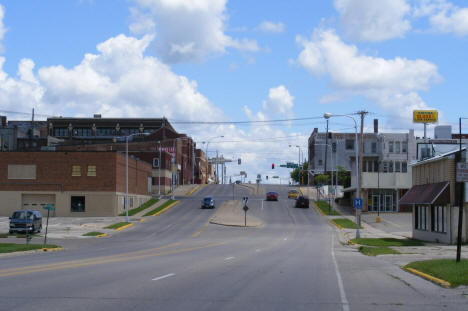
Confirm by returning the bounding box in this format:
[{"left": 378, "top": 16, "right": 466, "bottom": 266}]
[{"left": 399, "top": 181, "right": 450, "bottom": 205}]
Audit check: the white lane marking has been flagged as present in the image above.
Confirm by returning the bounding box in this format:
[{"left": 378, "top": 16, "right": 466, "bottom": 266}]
[
  {"left": 255, "top": 249, "right": 261, "bottom": 252},
  {"left": 225, "top": 257, "right": 235, "bottom": 261},
  {"left": 152, "top": 273, "right": 175, "bottom": 281},
  {"left": 284, "top": 237, "right": 288, "bottom": 241},
  {"left": 331, "top": 234, "right": 349, "bottom": 311}
]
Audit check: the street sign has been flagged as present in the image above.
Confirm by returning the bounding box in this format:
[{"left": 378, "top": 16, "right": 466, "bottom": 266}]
[
  {"left": 353, "top": 198, "right": 362, "bottom": 209},
  {"left": 456, "top": 163, "right": 468, "bottom": 182},
  {"left": 242, "top": 196, "right": 249, "bottom": 204},
  {"left": 243, "top": 205, "right": 249, "bottom": 212},
  {"left": 43, "top": 205, "right": 56, "bottom": 211},
  {"left": 272, "top": 176, "right": 279, "bottom": 179}
]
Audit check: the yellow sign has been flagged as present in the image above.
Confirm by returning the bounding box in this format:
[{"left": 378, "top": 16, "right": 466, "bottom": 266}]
[{"left": 413, "top": 110, "right": 438, "bottom": 123}]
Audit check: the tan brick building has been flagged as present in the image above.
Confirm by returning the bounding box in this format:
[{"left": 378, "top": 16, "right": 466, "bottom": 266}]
[{"left": 0, "top": 152, "right": 152, "bottom": 217}]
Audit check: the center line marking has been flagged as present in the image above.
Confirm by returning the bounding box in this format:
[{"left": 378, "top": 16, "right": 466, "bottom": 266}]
[
  {"left": 225, "top": 257, "right": 235, "bottom": 261},
  {"left": 152, "top": 273, "right": 175, "bottom": 281}
]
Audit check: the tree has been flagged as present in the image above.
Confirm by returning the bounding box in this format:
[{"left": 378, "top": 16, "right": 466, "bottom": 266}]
[
  {"left": 336, "top": 166, "right": 350, "bottom": 188},
  {"left": 314, "top": 174, "right": 330, "bottom": 185},
  {"left": 290, "top": 162, "right": 308, "bottom": 184}
]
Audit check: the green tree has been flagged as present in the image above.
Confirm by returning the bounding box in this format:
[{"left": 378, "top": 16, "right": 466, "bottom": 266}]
[
  {"left": 290, "top": 162, "right": 308, "bottom": 184},
  {"left": 314, "top": 174, "right": 330, "bottom": 185},
  {"left": 336, "top": 166, "right": 350, "bottom": 187}
]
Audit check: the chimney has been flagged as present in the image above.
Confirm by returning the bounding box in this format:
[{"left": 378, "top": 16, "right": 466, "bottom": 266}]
[{"left": 374, "top": 119, "right": 378, "bottom": 134}]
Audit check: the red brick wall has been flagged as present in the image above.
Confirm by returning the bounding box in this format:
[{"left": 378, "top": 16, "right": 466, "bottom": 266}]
[{"left": 0, "top": 152, "right": 151, "bottom": 195}]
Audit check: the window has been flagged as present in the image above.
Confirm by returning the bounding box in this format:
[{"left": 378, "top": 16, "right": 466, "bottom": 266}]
[
  {"left": 371, "top": 142, "right": 377, "bottom": 153},
  {"left": 96, "top": 128, "right": 116, "bottom": 136},
  {"left": 395, "top": 142, "right": 401, "bottom": 153},
  {"left": 389, "top": 141, "right": 394, "bottom": 153},
  {"left": 415, "top": 205, "right": 428, "bottom": 230},
  {"left": 389, "top": 161, "right": 394, "bottom": 173},
  {"left": 71, "top": 196, "right": 85, "bottom": 212},
  {"left": 383, "top": 161, "right": 388, "bottom": 173},
  {"left": 395, "top": 161, "right": 401, "bottom": 172},
  {"left": 402, "top": 161, "right": 407, "bottom": 173},
  {"left": 72, "top": 165, "right": 81, "bottom": 176},
  {"left": 402, "top": 141, "right": 407, "bottom": 153},
  {"left": 54, "top": 128, "right": 68, "bottom": 137},
  {"left": 363, "top": 161, "right": 368, "bottom": 172},
  {"left": 8, "top": 165, "right": 36, "bottom": 180},
  {"left": 431, "top": 205, "right": 446, "bottom": 233},
  {"left": 374, "top": 161, "right": 379, "bottom": 172},
  {"left": 345, "top": 139, "right": 354, "bottom": 150},
  {"left": 73, "top": 128, "right": 92, "bottom": 137},
  {"left": 318, "top": 159, "right": 323, "bottom": 166},
  {"left": 332, "top": 142, "right": 337, "bottom": 153},
  {"left": 87, "top": 165, "right": 96, "bottom": 177}
]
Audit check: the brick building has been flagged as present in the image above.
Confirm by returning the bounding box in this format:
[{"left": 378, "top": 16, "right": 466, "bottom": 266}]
[{"left": 0, "top": 152, "right": 152, "bottom": 217}]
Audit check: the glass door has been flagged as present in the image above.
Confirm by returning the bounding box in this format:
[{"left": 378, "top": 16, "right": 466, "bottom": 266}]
[
  {"left": 372, "top": 195, "right": 380, "bottom": 212},
  {"left": 384, "top": 195, "right": 394, "bottom": 212}
]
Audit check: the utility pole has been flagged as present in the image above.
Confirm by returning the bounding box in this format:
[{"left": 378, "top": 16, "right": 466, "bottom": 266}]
[
  {"left": 324, "top": 118, "right": 329, "bottom": 175},
  {"left": 357, "top": 110, "right": 368, "bottom": 229}
]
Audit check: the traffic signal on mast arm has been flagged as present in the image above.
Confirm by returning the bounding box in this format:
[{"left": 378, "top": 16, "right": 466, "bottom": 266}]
[{"left": 272, "top": 163, "right": 275, "bottom": 169}]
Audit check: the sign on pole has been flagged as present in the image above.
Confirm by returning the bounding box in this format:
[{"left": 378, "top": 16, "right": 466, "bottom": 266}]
[
  {"left": 456, "top": 163, "right": 468, "bottom": 182},
  {"left": 413, "top": 110, "right": 438, "bottom": 123},
  {"left": 353, "top": 198, "right": 363, "bottom": 210}
]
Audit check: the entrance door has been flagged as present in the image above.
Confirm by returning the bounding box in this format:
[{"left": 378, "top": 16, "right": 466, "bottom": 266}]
[{"left": 384, "top": 195, "right": 393, "bottom": 212}]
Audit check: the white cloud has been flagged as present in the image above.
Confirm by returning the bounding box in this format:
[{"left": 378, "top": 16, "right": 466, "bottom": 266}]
[
  {"left": 256, "top": 21, "right": 285, "bottom": 33},
  {"left": 129, "top": 0, "right": 259, "bottom": 63},
  {"left": 296, "top": 29, "right": 440, "bottom": 122},
  {"left": 0, "top": 5, "right": 8, "bottom": 52},
  {"left": 334, "top": 0, "right": 411, "bottom": 42},
  {"left": 262, "top": 85, "right": 294, "bottom": 118},
  {"left": 413, "top": 0, "right": 468, "bottom": 36}
]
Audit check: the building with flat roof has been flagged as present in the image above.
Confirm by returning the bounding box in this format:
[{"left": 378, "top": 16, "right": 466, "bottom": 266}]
[{"left": 0, "top": 151, "right": 152, "bottom": 217}]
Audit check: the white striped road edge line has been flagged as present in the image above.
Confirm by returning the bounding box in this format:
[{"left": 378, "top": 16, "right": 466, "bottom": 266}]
[
  {"left": 152, "top": 273, "right": 175, "bottom": 281},
  {"left": 331, "top": 234, "right": 349, "bottom": 311},
  {"left": 225, "top": 257, "right": 235, "bottom": 261}
]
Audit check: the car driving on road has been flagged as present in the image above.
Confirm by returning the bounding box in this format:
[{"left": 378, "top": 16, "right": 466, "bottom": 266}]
[
  {"left": 201, "top": 196, "right": 215, "bottom": 209},
  {"left": 266, "top": 192, "right": 279, "bottom": 201},
  {"left": 295, "top": 196, "right": 310, "bottom": 208}
]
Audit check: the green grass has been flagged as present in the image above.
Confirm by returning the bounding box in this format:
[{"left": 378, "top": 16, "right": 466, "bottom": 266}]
[
  {"left": 143, "top": 199, "right": 177, "bottom": 216},
  {"left": 0, "top": 243, "right": 59, "bottom": 253},
  {"left": 118, "top": 198, "right": 159, "bottom": 216},
  {"left": 333, "top": 218, "right": 362, "bottom": 229},
  {"left": 315, "top": 201, "right": 341, "bottom": 215},
  {"left": 104, "top": 222, "right": 131, "bottom": 230},
  {"left": 359, "top": 246, "right": 400, "bottom": 256},
  {"left": 404, "top": 259, "right": 468, "bottom": 287},
  {"left": 351, "top": 238, "right": 424, "bottom": 247},
  {"left": 82, "top": 231, "right": 105, "bottom": 237}
]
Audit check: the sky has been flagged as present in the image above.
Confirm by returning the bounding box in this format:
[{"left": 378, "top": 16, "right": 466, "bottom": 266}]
[{"left": 0, "top": 0, "right": 467, "bottom": 183}]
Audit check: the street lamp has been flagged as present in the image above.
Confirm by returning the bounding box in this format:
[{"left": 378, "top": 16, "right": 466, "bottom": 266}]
[
  {"left": 289, "top": 144, "right": 303, "bottom": 184},
  {"left": 203, "top": 136, "right": 224, "bottom": 185},
  {"left": 324, "top": 112, "right": 360, "bottom": 238},
  {"left": 125, "top": 132, "right": 150, "bottom": 223}
]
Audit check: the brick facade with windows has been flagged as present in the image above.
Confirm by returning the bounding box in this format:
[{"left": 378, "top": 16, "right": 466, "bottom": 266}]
[{"left": 0, "top": 151, "right": 152, "bottom": 217}]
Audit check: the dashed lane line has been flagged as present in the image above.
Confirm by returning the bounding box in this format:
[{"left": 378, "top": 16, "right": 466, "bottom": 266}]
[{"left": 152, "top": 273, "right": 175, "bottom": 281}]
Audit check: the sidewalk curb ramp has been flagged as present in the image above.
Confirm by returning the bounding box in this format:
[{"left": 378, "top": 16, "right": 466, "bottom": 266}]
[
  {"left": 209, "top": 200, "right": 263, "bottom": 227},
  {"left": 403, "top": 267, "right": 451, "bottom": 288}
]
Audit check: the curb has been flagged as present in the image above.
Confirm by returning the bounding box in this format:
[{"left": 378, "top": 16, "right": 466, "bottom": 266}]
[
  {"left": 312, "top": 201, "right": 326, "bottom": 216},
  {"left": 329, "top": 219, "right": 344, "bottom": 230},
  {"left": 299, "top": 187, "right": 304, "bottom": 196},
  {"left": 186, "top": 185, "right": 200, "bottom": 196},
  {"left": 139, "top": 218, "right": 146, "bottom": 223},
  {"left": 152, "top": 201, "right": 179, "bottom": 216},
  {"left": 403, "top": 267, "right": 451, "bottom": 288},
  {"left": 42, "top": 247, "right": 63, "bottom": 252},
  {"left": 114, "top": 223, "right": 134, "bottom": 232},
  {"left": 96, "top": 233, "right": 108, "bottom": 237}
]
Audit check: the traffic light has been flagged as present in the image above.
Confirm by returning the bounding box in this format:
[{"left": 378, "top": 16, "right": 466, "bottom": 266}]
[
  {"left": 266, "top": 175, "right": 269, "bottom": 180},
  {"left": 272, "top": 163, "right": 275, "bottom": 169},
  {"left": 238, "top": 158, "right": 241, "bottom": 165},
  {"left": 300, "top": 171, "right": 304, "bottom": 176}
]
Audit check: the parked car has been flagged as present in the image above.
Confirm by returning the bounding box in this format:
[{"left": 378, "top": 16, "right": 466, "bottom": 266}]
[
  {"left": 288, "top": 190, "right": 299, "bottom": 199},
  {"left": 201, "top": 196, "right": 215, "bottom": 209},
  {"left": 295, "top": 196, "right": 310, "bottom": 208},
  {"left": 266, "top": 192, "right": 279, "bottom": 201},
  {"left": 9, "top": 210, "right": 43, "bottom": 233}
]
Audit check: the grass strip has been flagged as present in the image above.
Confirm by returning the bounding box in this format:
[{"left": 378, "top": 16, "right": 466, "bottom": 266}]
[
  {"left": 119, "top": 198, "right": 159, "bottom": 216},
  {"left": 332, "top": 218, "right": 362, "bottom": 229},
  {"left": 143, "top": 199, "right": 177, "bottom": 216},
  {"left": 315, "top": 201, "right": 341, "bottom": 216},
  {"left": 359, "top": 246, "right": 400, "bottom": 256},
  {"left": 82, "top": 231, "right": 105, "bottom": 237},
  {"left": 404, "top": 259, "right": 468, "bottom": 287},
  {"left": 0, "top": 243, "right": 59, "bottom": 254},
  {"left": 104, "top": 222, "right": 131, "bottom": 230},
  {"left": 351, "top": 237, "right": 424, "bottom": 247}
]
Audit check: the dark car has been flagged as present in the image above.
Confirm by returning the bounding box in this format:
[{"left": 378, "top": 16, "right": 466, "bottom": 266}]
[
  {"left": 9, "top": 210, "right": 43, "bottom": 233},
  {"left": 201, "top": 196, "right": 215, "bottom": 209},
  {"left": 295, "top": 196, "right": 310, "bottom": 208},
  {"left": 266, "top": 192, "right": 279, "bottom": 201}
]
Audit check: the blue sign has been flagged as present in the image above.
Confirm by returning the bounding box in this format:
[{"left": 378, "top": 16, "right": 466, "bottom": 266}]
[{"left": 353, "top": 198, "right": 362, "bottom": 209}]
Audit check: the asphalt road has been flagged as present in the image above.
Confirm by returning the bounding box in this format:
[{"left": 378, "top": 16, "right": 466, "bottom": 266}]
[{"left": 0, "top": 184, "right": 466, "bottom": 311}]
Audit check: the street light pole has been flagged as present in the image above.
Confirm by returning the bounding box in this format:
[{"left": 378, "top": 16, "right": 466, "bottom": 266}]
[
  {"left": 204, "top": 136, "right": 224, "bottom": 184},
  {"left": 158, "top": 141, "right": 161, "bottom": 197},
  {"left": 325, "top": 113, "right": 360, "bottom": 238}
]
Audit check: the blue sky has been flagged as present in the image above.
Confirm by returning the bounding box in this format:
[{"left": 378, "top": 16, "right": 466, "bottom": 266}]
[{"left": 0, "top": 0, "right": 467, "bottom": 182}]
